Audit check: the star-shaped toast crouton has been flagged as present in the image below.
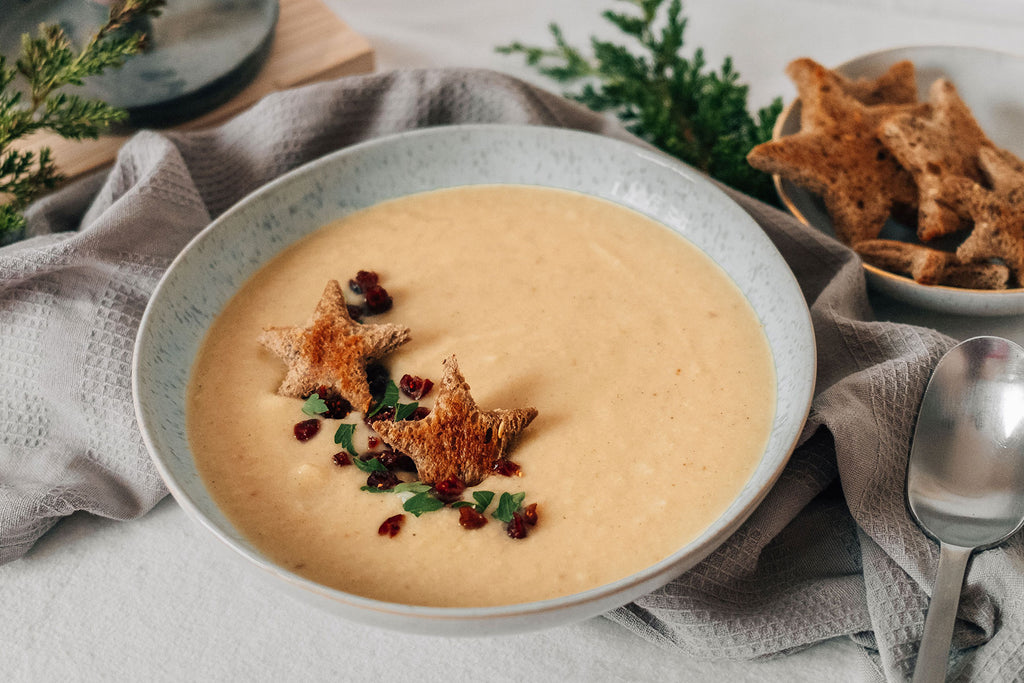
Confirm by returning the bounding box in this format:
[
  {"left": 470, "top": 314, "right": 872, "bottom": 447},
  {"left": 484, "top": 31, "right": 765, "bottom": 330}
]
[
  {"left": 945, "top": 146, "right": 1024, "bottom": 279},
  {"left": 834, "top": 59, "right": 918, "bottom": 106},
  {"left": 371, "top": 355, "right": 538, "bottom": 486},
  {"left": 854, "top": 238, "right": 1009, "bottom": 289},
  {"left": 747, "top": 58, "right": 923, "bottom": 245},
  {"left": 878, "top": 78, "right": 1000, "bottom": 242},
  {"left": 258, "top": 280, "right": 411, "bottom": 411}
]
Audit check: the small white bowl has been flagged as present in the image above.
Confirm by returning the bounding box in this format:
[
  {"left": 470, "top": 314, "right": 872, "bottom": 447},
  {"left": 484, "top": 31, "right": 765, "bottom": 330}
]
[
  {"left": 133, "top": 125, "right": 815, "bottom": 635},
  {"left": 773, "top": 45, "right": 1024, "bottom": 316}
]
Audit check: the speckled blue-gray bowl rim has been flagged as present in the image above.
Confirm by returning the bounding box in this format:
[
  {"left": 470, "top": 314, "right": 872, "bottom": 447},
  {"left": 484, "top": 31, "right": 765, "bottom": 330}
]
[
  {"left": 133, "top": 124, "right": 816, "bottom": 634},
  {"left": 773, "top": 45, "right": 1024, "bottom": 316}
]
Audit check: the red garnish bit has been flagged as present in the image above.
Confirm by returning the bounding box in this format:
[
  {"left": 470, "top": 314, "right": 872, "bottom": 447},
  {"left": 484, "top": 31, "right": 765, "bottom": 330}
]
[
  {"left": 521, "top": 503, "right": 538, "bottom": 526},
  {"left": 366, "top": 470, "right": 400, "bottom": 490},
  {"left": 332, "top": 452, "right": 352, "bottom": 467},
  {"left": 433, "top": 476, "right": 466, "bottom": 502},
  {"left": 347, "top": 270, "right": 391, "bottom": 315},
  {"left": 407, "top": 406, "right": 430, "bottom": 421},
  {"left": 307, "top": 385, "right": 354, "bottom": 419},
  {"left": 378, "top": 514, "right": 404, "bottom": 537},
  {"left": 458, "top": 506, "right": 488, "bottom": 529},
  {"left": 367, "top": 436, "right": 381, "bottom": 449},
  {"left": 349, "top": 270, "right": 379, "bottom": 294},
  {"left": 399, "top": 374, "right": 434, "bottom": 400},
  {"left": 507, "top": 512, "right": 529, "bottom": 539},
  {"left": 375, "top": 449, "right": 399, "bottom": 468},
  {"left": 363, "top": 284, "right": 393, "bottom": 314},
  {"left": 293, "top": 419, "right": 321, "bottom": 441},
  {"left": 377, "top": 449, "right": 416, "bottom": 472},
  {"left": 492, "top": 459, "right": 522, "bottom": 477}
]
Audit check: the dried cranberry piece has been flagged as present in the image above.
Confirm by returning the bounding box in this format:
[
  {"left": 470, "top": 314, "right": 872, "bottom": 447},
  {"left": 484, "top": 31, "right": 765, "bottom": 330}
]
[
  {"left": 307, "top": 386, "right": 354, "bottom": 420},
  {"left": 378, "top": 514, "right": 404, "bottom": 537},
  {"left": 347, "top": 304, "right": 365, "bottom": 321},
  {"left": 492, "top": 459, "right": 522, "bottom": 477},
  {"left": 375, "top": 450, "right": 399, "bottom": 468},
  {"left": 366, "top": 470, "right": 399, "bottom": 490},
  {"left": 506, "top": 512, "right": 529, "bottom": 539},
  {"left": 521, "top": 503, "right": 538, "bottom": 526},
  {"left": 399, "top": 374, "right": 434, "bottom": 400},
  {"left": 331, "top": 452, "right": 352, "bottom": 467},
  {"left": 407, "top": 406, "right": 430, "bottom": 421},
  {"left": 363, "top": 284, "right": 393, "bottom": 314},
  {"left": 458, "top": 506, "right": 488, "bottom": 530},
  {"left": 367, "top": 436, "right": 381, "bottom": 449},
  {"left": 349, "top": 270, "right": 380, "bottom": 294},
  {"left": 433, "top": 476, "right": 465, "bottom": 503},
  {"left": 365, "top": 363, "right": 390, "bottom": 401},
  {"left": 325, "top": 400, "right": 353, "bottom": 420},
  {"left": 293, "top": 419, "right": 321, "bottom": 442},
  {"left": 376, "top": 449, "right": 416, "bottom": 471}
]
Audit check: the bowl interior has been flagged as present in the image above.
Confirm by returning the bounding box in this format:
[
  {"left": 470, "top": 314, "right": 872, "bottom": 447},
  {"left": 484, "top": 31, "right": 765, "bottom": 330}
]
[
  {"left": 134, "top": 125, "right": 815, "bottom": 631},
  {"left": 774, "top": 45, "right": 1024, "bottom": 316}
]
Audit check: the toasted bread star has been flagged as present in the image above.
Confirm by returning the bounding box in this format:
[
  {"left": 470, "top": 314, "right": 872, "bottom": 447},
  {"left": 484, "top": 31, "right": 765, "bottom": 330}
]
[
  {"left": 946, "top": 147, "right": 1024, "bottom": 279},
  {"left": 854, "top": 238, "right": 1009, "bottom": 289},
  {"left": 834, "top": 59, "right": 917, "bottom": 106},
  {"left": 371, "top": 355, "right": 538, "bottom": 486},
  {"left": 747, "top": 58, "right": 922, "bottom": 245},
  {"left": 258, "top": 280, "right": 411, "bottom": 411},
  {"left": 879, "top": 78, "right": 1000, "bottom": 241}
]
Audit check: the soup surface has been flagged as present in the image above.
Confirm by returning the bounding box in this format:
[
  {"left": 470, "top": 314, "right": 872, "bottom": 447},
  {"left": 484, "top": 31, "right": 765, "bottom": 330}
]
[{"left": 187, "top": 185, "right": 775, "bottom": 607}]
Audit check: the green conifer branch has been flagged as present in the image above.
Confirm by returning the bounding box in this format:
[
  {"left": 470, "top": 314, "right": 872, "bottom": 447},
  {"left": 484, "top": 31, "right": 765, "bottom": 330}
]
[
  {"left": 497, "top": 0, "right": 782, "bottom": 204},
  {"left": 0, "top": 0, "right": 164, "bottom": 239}
]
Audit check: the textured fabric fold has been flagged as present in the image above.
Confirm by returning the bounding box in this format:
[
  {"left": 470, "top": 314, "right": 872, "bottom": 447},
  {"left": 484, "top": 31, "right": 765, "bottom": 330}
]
[{"left": 2, "top": 67, "right": 1022, "bottom": 681}]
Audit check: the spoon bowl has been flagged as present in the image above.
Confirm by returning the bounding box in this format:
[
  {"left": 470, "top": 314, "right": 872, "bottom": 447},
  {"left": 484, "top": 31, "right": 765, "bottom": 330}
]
[{"left": 908, "top": 335, "right": 1024, "bottom": 682}]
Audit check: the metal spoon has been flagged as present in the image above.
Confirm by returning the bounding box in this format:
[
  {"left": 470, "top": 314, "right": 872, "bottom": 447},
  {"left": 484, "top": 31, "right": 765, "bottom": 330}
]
[{"left": 908, "top": 336, "right": 1024, "bottom": 682}]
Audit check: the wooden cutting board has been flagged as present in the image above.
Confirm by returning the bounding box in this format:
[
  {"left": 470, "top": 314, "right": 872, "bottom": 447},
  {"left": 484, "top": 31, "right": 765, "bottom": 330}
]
[{"left": 14, "top": 0, "right": 374, "bottom": 182}]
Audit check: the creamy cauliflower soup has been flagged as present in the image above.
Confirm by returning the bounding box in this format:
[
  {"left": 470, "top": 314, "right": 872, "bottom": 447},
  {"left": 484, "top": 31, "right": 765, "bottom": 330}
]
[{"left": 187, "top": 185, "right": 775, "bottom": 607}]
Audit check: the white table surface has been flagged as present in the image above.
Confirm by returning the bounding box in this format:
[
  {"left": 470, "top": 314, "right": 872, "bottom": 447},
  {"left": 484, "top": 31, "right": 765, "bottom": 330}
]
[{"left": 4, "top": 2, "right": 1023, "bottom": 681}]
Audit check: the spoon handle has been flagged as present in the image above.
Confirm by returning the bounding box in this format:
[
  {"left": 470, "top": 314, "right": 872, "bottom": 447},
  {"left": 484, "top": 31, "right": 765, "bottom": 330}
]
[{"left": 912, "top": 543, "right": 973, "bottom": 683}]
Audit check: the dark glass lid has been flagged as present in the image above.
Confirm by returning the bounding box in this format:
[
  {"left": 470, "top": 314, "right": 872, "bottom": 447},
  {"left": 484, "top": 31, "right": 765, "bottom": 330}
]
[{"left": 0, "top": 0, "right": 279, "bottom": 127}]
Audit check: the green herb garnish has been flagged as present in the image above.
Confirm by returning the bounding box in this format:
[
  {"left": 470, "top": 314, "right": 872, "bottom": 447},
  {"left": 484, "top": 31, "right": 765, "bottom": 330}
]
[
  {"left": 333, "top": 423, "right": 359, "bottom": 456},
  {"left": 1, "top": 0, "right": 165, "bottom": 238},
  {"left": 349, "top": 454, "right": 387, "bottom": 474},
  {"left": 394, "top": 401, "right": 420, "bottom": 421},
  {"left": 403, "top": 491, "right": 446, "bottom": 517},
  {"left": 301, "top": 393, "right": 328, "bottom": 416},
  {"left": 492, "top": 491, "right": 527, "bottom": 523},
  {"left": 367, "top": 380, "right": 400, "bottom": 418},
  {"left": 497, "top": 0, "right": 782, "bottom": 204},
  {"left": 362, "top": 481, "right": 434, "bottom": 495},
  {"left": 350, "top": 456, "right": 378, "bottom": 473},
  {"left": 394, "top": 481, "right": 432, "bottom": 494},
  {"left": 453, "top": 491, "right": 499, "bottom": 514},
  {"left": 368, "top": 380, "right": 421, "bottom": 421},
  {"left": 471, "top": 490, "right": 495, "bottom": 514}
]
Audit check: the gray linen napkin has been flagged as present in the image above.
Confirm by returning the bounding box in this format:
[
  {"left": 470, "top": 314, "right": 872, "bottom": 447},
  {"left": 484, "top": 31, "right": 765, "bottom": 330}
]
[{"left": 1, "top": 68, "right": 1020, "bottom": 681}]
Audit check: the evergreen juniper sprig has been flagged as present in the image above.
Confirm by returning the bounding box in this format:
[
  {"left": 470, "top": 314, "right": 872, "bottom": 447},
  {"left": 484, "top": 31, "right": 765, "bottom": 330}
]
[
  {"left": 496, "top": 0, "right": 782, "bottom": 204},
  {"left": 0, "top": 0, "right": 165, "bottom": 239}
]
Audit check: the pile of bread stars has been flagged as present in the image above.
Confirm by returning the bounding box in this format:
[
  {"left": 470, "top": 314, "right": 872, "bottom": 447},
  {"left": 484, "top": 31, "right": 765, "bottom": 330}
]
[{"left": 748, "top": 58, "right": 1024, "bottom": 290}]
